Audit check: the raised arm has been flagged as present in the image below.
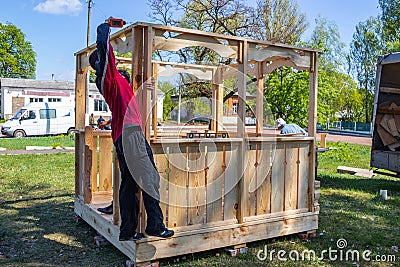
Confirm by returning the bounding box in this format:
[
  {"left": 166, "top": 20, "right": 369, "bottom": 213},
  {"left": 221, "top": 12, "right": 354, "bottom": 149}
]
[{"left": 94, "top": 23, "right": 118, "bottom": 94}]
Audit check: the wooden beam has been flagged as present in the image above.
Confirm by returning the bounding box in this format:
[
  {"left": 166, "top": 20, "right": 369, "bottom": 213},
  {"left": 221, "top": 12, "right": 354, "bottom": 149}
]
[
  {"left": 248, "top": 43, "right": 312, "bottom": 69},
  {"left": 154, "top": 32, "right": 237, "bottom": 58}
]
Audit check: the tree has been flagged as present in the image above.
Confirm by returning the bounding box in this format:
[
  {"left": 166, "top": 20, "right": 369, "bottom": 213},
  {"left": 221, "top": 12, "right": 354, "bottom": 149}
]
[
  {"left": 251, "top": 0, "right": 308, "bottom": 45},
  {"left": 378, "top": 0, "right": 400, "bottom": 51},
  {"left": 349, "top": 17, "right": 382, "bottom": 122},
  {"left": 0, "top": 23, "right": 36, "bottom": 78},
  {"left": 307, "top": 17, "right": 346, "bottom": 72},
  {"left": 264, "top": 68, "right": 309, "bottom": 127},
  {"left": 158, "top": 81, "right": 176, "bottom": 121}
]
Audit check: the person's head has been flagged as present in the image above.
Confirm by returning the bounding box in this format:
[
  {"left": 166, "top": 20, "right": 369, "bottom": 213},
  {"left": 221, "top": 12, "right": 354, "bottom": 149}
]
[
  {"left": 118, "top": 69, "right": 131, "bottom": 84},
  {"left": 91, "top": 113, "right": 94, "bottom": 116},
  {"left": 276, "top": 118, "right": 286, "bottom": 129},
  {"left": 89, "top": 49, "right": 98, "bottom": 70}
]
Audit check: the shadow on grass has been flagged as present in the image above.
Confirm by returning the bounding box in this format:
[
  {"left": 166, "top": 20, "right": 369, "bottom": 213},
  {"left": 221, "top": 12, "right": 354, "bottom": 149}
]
[{"left": 0, "top": 195, "right": 126, "bottom": 266}]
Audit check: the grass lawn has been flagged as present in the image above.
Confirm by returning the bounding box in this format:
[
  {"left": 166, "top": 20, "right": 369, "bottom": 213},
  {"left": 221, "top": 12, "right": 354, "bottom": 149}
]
[
  {"left": 0, "top": 135, "right": 75, "bottom": 150},
  {"left": 0, "top": 141, "right": 399, "bottom": 266}
]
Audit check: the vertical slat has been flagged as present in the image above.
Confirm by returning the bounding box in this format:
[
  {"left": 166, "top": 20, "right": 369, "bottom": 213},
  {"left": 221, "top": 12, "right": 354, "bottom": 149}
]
[
  {"left": 298, "top": 143, "right": 310, "bottom": 209},
  {"left": 113, "top": 150, "right": 120, "bottom": 225},
  {"left": 79, "top": 131, "right": 86, "bottom": 200},
  {"left": 99, "top": 135, "right": 113, "bottom": 191},
  {"left": 206, "top": 144, "right": 223, "bottom": 223},
  {"left": 188, "top": 145, "right": 206, "bottom": 225},
  {"left": 223, "top": 143, "right": 239, "bottom": 221},
  {"left": 75, "top": 132, "right": 81, "bottom": 198},
  {"left": 91, "top": 135, "right": 98, "bottom": 192},
  {"left": 185, "top": 146, "right": 189, "bottom": 225},
  {"left": 245, "top": 143, "right": 257, "bottom": 217},
  {"left": 221, "top": 145, "right": 226, "bottom": 220},
  {"left": 153, "top": 145, "right": 169, "bottom": 227},
  {"left": 256, "top": 62, "right": 264, "bottom": 136},
  {"left": 84, "top": 126, "right": 93, "bottom": 204},
  {"left": 168, "top": 146, "right": 186, "bottom": 227},
  {"left": 256, "top": 142, "right": 272, "bottom": 215},
  {"left": 271, "top": 142, "right": 285, "bottom": 213},
  {"left": 284, "top": 143, "right": 298, "bottom": 211}
]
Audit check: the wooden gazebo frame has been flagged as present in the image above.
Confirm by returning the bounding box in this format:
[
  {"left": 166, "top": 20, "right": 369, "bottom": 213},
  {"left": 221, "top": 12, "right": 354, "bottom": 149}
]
[{"left": 74, "top": 22, "right": 320, "bottom": 265}]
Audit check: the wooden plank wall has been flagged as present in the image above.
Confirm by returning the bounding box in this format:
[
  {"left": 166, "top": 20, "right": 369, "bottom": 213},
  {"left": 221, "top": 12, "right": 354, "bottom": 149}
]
[
  {"left": 245, "top": 140, "right": 311, "bottom": 219},
  {"left": 152, "top": 141, "right": 240, "bottom": 231}
]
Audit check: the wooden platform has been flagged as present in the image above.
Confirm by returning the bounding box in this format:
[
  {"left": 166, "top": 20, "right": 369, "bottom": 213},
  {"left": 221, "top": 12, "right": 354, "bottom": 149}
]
[{"left": 75, "top": 194, "right": 318, "bottom": 263}]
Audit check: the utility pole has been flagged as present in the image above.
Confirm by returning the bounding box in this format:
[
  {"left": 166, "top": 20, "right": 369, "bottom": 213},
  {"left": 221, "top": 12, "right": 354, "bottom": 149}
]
[
  {"left": 86, "top": 0, "right": 93, "bottom": 47},
  {"left": 85, "top": 0, "right": 93, "bottom": 117}
]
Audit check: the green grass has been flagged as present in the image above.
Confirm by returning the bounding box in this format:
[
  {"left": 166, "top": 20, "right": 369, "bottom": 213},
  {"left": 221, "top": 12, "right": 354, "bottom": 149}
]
[
  {"left": 0, "top": 141, "right": 399, "bottom": 266},
  {"left": 0, "top": 135, "right": 75, "bottom": 150}
]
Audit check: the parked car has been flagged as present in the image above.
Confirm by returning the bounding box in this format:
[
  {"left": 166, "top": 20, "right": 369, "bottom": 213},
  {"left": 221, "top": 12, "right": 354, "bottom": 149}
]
[{"left": 1, "top": 102, "right": 75, "bottom": 137}]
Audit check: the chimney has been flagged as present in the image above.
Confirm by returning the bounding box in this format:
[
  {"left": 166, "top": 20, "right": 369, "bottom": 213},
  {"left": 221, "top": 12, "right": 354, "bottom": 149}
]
[{"left": 51, "top": 74, "right": 55, "bottom": 80}]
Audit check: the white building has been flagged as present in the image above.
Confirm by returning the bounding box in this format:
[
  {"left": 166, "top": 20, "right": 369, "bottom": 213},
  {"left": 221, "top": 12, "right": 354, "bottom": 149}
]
[{"left": 0, "top": 78, "right": 164, "bottom": 123}]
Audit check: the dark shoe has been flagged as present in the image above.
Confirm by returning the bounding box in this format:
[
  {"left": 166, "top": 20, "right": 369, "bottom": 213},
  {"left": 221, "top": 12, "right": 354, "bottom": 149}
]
[
  {"left": 97, "top": 203, "right": 113, "bottom": 215},
  {"left": 146, "top": 228, "right": 174, "bottom": 238},
  {"left": 119, "top": 232, "right": 145, "bottom": 241}
]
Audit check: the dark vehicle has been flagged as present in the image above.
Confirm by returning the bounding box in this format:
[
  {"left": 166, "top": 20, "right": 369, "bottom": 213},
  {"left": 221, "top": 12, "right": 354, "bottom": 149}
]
[{"left": 185, "top": 117, "right": 211, "bottom": 125}]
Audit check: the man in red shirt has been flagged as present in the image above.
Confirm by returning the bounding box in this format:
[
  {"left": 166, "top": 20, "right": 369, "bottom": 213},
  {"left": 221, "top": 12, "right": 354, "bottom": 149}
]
[{"left": 89, "top": 22, "right": 174, "bottom": 241}]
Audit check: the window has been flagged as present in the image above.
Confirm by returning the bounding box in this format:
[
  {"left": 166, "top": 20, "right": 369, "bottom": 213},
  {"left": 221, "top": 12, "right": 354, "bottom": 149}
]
[
  {"left": 39, "top": 109, "right": 56, "bottom": 119},
  {"left": 48, "top": 98, "right": 61, "bottom": 102},
  {"left": 94, "top": 99, "right": 108, "bottom": 112},
  {"left": 232, "top": 103, "right": 237, "bottom": 114},
  {"left": 30, "top": 98, "right": 43, "bottom": 103}
]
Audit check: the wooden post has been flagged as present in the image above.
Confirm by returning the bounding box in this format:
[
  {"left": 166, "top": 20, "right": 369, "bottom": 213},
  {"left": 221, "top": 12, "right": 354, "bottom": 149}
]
[
  {"left": 75, "top": 55, "right": 87, "bottom": 130},
  {"left": 133, "top": 27, "right": 143, "bottom": 95},
  {"left": 142, "top": 26, "right": 154, "bottom": 141},
  {"left": 256, "top": 62, "right": 264, "bottom": 136},
  {"left": 308, "top": 52, "right": 318, "bottom": 212},
  {"left": 237, "top": 41, "right": 248, "bottom": 223},
  {"left": 153, "top": 63, "right": 159, "bottom": 138},
  {"left": 75, "top": 54, "right": 88, "bottom": 198},
  {"left": 211, "top": 67, "right": 224, "bottom": 132}
]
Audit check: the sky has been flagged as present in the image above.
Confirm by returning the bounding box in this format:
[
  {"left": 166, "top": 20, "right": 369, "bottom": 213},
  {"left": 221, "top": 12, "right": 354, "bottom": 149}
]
[{"left": 0, "top": 0, "right": 380, "bottom": 82}]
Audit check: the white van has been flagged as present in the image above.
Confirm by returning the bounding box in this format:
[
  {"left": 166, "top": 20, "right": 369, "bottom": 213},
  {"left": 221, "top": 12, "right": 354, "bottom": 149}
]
[{"left": 1, "top": 102, "right": 75, "bottom": 137}]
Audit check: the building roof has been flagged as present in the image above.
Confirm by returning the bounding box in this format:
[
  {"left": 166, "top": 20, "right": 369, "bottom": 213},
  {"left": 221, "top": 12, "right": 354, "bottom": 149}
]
[{"left": 0, "top": 78, "right": 98, "bottom": 92}]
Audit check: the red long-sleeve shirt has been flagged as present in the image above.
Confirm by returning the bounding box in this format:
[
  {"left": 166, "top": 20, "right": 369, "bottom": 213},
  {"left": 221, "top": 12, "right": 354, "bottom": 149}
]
[{"left": 94, "top": 23, "right": 142, "bottom": 142}]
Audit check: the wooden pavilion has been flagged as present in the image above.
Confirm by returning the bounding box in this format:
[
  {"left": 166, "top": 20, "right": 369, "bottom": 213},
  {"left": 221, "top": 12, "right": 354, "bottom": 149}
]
[{"left": 74, "top": 22, "right": 320, "bottom": 265}]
